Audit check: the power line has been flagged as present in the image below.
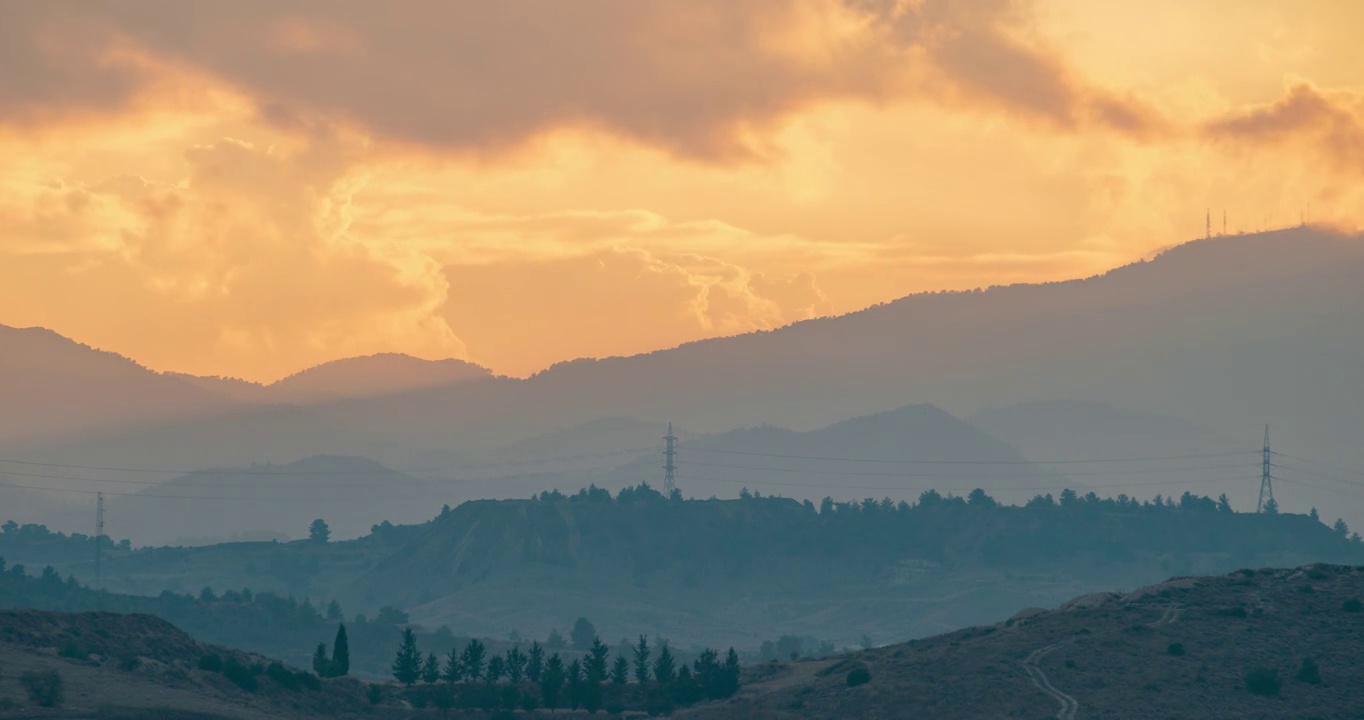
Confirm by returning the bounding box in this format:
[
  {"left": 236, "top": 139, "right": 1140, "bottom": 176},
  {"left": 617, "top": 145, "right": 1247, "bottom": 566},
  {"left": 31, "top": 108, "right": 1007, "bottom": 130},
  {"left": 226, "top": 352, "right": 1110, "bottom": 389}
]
[
  {"left": 681, "top": 459, "right": 1258, "bottom": 479},
  {"left": 1273, "top": 451, "right": 1364, "bottom": 481},
  {"left": 679, "top": 472, "right": 1256, "bottom": 494},
  {"left": 681, "top": 446, "right": 1253, "bottom": 466}
]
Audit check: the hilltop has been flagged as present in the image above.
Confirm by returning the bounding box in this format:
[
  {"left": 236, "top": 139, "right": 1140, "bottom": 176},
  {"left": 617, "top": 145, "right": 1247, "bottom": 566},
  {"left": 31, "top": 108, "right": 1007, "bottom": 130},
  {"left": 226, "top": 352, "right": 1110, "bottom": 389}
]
[{"left": 682, "top": 564, "right": 1364, "bottom": 719}]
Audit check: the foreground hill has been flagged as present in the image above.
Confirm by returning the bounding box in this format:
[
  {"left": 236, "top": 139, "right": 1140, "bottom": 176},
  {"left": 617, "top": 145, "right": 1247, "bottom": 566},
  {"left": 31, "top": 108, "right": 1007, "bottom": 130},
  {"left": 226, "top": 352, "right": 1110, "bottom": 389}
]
[
  {"left": 684, "top": 564, "right": 1364, "bottom": 719},
  {"left": 0, "top": 610, "right": 374, "bottom": 719}
]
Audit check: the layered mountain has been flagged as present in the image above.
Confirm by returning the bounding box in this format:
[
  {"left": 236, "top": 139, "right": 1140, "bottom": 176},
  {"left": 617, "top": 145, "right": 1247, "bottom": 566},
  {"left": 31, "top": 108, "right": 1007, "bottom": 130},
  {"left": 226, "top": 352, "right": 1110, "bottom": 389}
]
[
  {"left": 607, "top": 404, "right": 1064, "bottom": 505},
  {"left": 106, "top": 455, "right": 443, "bottom": 546},
  {"left": 0, "top": 325, "right": 227, "bottom": 446},
  {"left": 8, "top": 227, "right": 1364, "bottom": 523}
]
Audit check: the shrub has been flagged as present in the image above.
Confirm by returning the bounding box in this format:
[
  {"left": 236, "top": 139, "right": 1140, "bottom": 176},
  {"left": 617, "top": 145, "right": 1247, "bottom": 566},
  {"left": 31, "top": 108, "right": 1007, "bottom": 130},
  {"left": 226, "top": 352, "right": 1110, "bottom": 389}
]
[
  {"left": 367, "top": 685, "right": 384, "bottom": 705},
  {"left": 222, "top": 659, "right": 258, "bottom": 692},
  {"left": 116, "top": 654, "right": 142, "bottom": 671},
  {"left": 846, "top": 667, "right": 871, "bottom": 687},
  {"left": 1244, "top": 667, "right": 1281, "bottom": 696},
  {"left": 21, "top": 670, "right": 64, "bottom": 707},
  {"left": 1216, "top": 607, "right": 1248, "bottom": 618},
  {"left": 1343, "top": 599, "right": 1362, "bottom": 613},
  {"left": 58, "top": 639, "right": 86, "bottom": 660},
  {"left": 1295, "top": 658, "right": 1321, "bottom": 685},
  {"left": 1166, "top": 643, "right": 1185, "bottom": 656},
  {"left": 265, "top": 662, "right": 300, "bottom": 691},
  {"left": 296, "top": 671, "right": 320, "bottom": 691},
  {"left": 197, "top": 653, "right": 223, "bottom": 672}
]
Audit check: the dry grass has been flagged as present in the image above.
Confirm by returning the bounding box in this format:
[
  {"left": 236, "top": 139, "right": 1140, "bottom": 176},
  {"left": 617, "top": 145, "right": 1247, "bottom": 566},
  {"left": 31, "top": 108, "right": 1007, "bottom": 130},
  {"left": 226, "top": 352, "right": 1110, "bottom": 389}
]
[{"left": 680, "top": 564, "right": 1364, "bottom": 720}]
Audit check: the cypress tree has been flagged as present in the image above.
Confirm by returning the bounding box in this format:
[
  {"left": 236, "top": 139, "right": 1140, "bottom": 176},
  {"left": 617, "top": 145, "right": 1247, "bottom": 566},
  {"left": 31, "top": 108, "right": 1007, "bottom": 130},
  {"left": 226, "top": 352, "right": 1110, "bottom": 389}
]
[{"left": 329, "top": 624, "right": 350, "bottom": 677}]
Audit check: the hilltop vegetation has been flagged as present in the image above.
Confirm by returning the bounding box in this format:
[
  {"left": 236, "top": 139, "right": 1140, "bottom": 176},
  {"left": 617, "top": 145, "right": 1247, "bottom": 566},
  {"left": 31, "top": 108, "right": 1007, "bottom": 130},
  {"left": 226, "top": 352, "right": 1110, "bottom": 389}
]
[
  {"left": 6, "top": 485, "right": 1362, "bottom": 665},
  {"left": 683, "top": 564, "right": 1364, "bottom": 719}
]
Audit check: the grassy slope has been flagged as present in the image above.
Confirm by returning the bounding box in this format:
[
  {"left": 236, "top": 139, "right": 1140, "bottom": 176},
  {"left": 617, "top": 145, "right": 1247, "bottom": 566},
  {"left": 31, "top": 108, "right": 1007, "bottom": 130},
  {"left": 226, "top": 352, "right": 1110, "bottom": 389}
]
[{"left": 681, "top": 564, "right": 1364, "bottom": 719}]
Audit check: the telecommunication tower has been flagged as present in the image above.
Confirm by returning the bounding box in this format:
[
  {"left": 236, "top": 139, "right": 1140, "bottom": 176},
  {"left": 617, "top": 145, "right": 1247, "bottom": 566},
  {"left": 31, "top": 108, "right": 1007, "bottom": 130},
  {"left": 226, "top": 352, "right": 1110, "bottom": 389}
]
[
  {"left": 1257, "top": 425, "right": 1275, "bottom": 513},
  {"left": 95, "top": 492, "right": 105, "bottom": 580},
  {"left": 663, "top": 423, "right": 677, "bottom": 496}
]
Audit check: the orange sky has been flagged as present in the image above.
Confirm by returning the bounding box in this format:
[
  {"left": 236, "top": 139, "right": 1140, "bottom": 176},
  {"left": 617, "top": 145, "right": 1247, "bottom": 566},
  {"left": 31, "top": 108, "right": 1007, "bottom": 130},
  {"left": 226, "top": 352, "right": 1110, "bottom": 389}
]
[{"left": 2, "top": 0, "right": 1361, "bottom": 381}]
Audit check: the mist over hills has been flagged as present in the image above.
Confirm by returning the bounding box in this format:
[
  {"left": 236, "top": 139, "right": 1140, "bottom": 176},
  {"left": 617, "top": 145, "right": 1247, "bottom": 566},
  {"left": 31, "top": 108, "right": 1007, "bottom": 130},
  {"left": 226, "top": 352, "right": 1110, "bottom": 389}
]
[
  {"left": 606, "top": 404, "right": 1067, "bottom": 505},
  {"left": 4, "top": 227, "right": 1364, "bottom": 528}
]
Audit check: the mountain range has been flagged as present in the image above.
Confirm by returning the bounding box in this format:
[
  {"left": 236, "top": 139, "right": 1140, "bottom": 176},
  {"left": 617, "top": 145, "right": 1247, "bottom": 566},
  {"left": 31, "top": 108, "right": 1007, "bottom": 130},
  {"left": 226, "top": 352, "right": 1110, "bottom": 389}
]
[{"left": 3, "top": 227, "right": 1363, "bottom": 529}]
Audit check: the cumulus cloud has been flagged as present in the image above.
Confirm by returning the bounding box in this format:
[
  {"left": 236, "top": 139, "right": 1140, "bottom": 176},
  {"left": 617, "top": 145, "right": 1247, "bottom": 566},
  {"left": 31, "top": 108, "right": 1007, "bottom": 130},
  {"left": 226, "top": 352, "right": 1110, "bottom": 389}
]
[{"left": 1, "top": 0, "right": 1162, "bottom": 158}]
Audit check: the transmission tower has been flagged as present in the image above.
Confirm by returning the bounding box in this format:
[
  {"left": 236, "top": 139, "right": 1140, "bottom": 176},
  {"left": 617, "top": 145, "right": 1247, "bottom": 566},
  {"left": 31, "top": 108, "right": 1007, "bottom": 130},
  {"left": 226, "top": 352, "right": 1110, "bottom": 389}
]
[
  {"left": 1206, "top": 209, "right": 1211, "bottom": 240},
  {"left": 94, "top": 492, "right": 105, "bottom": 580},
  {"left": 1257, "top": 425, "right": 1275, "bottom": 513},
  {"left": 663, "top": 422, "right": 677, "bottom": 496}
]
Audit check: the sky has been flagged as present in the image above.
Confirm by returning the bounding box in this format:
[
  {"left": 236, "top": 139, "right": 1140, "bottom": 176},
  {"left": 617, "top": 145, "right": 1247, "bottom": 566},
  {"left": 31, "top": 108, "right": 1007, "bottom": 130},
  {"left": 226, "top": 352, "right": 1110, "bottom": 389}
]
[{"left": 1, "top": 0, "right": 1362, "bottom": 382}]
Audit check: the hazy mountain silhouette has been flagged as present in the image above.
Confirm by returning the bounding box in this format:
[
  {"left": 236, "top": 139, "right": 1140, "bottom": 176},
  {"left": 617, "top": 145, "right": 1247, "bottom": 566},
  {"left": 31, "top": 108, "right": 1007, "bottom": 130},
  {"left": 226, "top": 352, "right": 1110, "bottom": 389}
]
[
  {"left": 107, "top": 455, "right": 441, "bottom": 545},
  {"left": 7, "top": 228, "right": 1364, "bottom": 523},
  {"left": 607, "top": 404, "right": 1064, "bottom": 504},
  {"left": 0, "top": 325, "right": 227, "bottom": 446}
]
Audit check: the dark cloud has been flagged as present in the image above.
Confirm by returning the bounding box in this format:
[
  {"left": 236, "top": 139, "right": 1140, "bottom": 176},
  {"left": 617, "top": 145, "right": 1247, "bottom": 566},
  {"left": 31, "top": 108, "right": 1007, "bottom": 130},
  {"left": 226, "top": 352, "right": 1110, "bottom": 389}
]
[
  {"left": 1204, "top": 83, "right": 1364, "bottom": 176},
  {"left": 1, "top": 0, "right": 1161, "bottom": 156}
]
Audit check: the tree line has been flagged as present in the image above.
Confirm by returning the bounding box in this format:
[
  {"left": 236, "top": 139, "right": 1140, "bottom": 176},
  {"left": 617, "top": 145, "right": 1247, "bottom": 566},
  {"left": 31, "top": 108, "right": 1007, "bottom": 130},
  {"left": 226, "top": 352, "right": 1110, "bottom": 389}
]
[{"left": 388, "top": 628, "right": 740, "bottom": 714}]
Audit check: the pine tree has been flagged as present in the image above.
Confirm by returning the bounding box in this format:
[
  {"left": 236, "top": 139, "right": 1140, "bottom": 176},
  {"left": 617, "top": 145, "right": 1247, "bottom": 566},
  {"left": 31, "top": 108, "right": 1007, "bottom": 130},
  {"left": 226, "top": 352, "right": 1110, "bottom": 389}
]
[
  {"left": 421, "top": 652, "right": 440, "bottom": 684},
  {"left": 611, "top": 655, "right": 630, "bottom": 685},
  {"left": 329, "top": 624, "right": 350, "bottom": 677},
  {"left": 632, "top": 634, "right": 651, "bottom": 685},
  {"left": 526, "top": 641, "right": 544, "bottom": 683},
  {"left": 505, "top": 647, "right": 527, "bottom": 683},
  {"left": 392, "top": 628, "right": 421, "bottom": 686},
  {"left": 442, "top": 647, "right": 463, "bottom": 684},
  {"left": 567, "top": 659, "right": 584, "bottom": 709},
  {"left": 486, "top": 655, "right": 506, "bottom": 684},
  {"left": 308, "top": 518, "right": 330, "bottom": 543},
  {"left": 586, "top": 637, "right": 610, "bottom": 681},
  {"left": 720, "top": 648, "right": 741, "bottom": 697},
  {"left": 460, "top": 639, "right": 486, "bottom": 682},
  {"left": 693, "top": 648, "right": 720, "bottom": 698},
  {"left": 653, "top": 643, "right": 677, "bottom": 684},
  {"left": 325, "top": 600, "right": 343, "bottom": 621},
  {"left": 540, "top": 654, "right": 565, "bottom": 710},
  {"left": 312, "top": 643, "right": 330, "bottom": 676}
]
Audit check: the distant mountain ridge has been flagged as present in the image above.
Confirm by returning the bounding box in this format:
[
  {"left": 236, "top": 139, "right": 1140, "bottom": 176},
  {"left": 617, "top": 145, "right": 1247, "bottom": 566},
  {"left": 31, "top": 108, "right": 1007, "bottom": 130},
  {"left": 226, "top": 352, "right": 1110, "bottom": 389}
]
[{"left": 6, "top": 227, "right": 1364, "bottom": 525}]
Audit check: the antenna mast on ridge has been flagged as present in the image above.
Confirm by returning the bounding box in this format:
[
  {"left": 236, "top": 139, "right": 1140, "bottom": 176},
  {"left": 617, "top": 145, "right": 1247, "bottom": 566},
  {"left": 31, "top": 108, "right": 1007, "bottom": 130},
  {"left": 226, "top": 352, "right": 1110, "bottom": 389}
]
[{"left": 663, "top": 423, "right": 677, "bottom": 497}]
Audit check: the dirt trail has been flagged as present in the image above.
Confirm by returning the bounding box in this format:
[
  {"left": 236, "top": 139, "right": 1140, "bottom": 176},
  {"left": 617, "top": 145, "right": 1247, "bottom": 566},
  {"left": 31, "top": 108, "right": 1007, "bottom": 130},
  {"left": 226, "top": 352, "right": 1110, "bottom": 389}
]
[{"left": 1022, "top": 603, "right": 1180, "bottom": 720}]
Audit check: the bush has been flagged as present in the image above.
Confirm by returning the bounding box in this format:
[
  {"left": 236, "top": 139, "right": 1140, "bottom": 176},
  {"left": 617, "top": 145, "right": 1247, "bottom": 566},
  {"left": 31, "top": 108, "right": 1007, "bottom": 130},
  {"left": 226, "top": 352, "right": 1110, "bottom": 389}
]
[
  {"left": 1216, "top": 607, "right": 1248, "bottom": 618},
  {"left": 846, "top": 667, "right": 871, "bottom": 687},
  {"left": 58, "top": 639, "right": 86, "bottom": 660},
  {"left": 1343, "top": 599, "right": 1362, "bottom": 613},
  {"left": 367, "top": 685, "right": 384, "bottom": 705},
  {"left": 222, "top": 659, "right": 258, "bottom": 692},
  {"left": 21, "top": 670, "right": 64, "bottom": 707},
  {"left": 265, "top": 662, "right": 300, "bottom": 691},
  {"left": 1295, "top": 658, "right": 1321, "bottom": 685},
  {"left": 1166, "top": 643, "right": 1185, "bottom": 656},
  {"left": 1244, "top": 667, "right": 1281, "bottom": 696},
  {"left": 116, "top": 654, "right": 142, "bottom": 671},
  {"left": 297, "top": 671, "right": 320, "bottom": 691},
  {"left": 197, "top": 653, "right": 223, "bottom": 672}
]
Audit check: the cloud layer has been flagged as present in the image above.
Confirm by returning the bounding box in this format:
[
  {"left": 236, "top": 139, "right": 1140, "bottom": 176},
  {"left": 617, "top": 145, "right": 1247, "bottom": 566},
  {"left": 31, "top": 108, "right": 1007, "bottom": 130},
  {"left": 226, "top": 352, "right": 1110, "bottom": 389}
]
[{"left": 1, "top": 1, "right": 1361, "bottom": 380}]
